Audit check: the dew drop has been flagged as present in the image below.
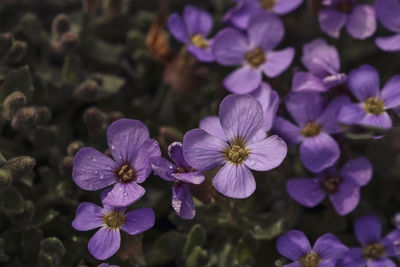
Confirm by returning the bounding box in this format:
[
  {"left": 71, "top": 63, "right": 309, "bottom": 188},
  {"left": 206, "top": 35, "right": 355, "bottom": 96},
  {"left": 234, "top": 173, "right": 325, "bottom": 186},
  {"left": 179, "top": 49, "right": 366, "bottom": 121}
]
[
  {"left": 123, "top": 192, "right": 128, "bottom": 197},
  {"left": 99, "top": 174, "right": 104, "bottom": 179},
  {"left": 94, "top": 170, "right": 99, "bottom": 175}
]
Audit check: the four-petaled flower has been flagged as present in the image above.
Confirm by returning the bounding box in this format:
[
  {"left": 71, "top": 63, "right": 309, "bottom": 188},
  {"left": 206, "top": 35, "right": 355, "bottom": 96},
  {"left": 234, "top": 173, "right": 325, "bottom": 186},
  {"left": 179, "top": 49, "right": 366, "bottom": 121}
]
[
  {"left": 183, "top": 94, "right": 287, "bottom": 199},
  {"left": 73, "top": 119, "right": 161, "bottom": 207},
  {"left": 375, "top": 0, "right": 400, "bottom": 52},
  {"left": 277, "top": 230, "right": 349, "bottom": 267},
  {"left": 212, "top": 11, "right": 294, "bottom": 94},
  {"left": 150, "top": 142, "right": 205, "bottom": 220},
  {"left": 287, "top": 157, "right": 372, "bottom": 215},
  {"left": 168, "top": 5, "right": 214, "bottom": 62}
]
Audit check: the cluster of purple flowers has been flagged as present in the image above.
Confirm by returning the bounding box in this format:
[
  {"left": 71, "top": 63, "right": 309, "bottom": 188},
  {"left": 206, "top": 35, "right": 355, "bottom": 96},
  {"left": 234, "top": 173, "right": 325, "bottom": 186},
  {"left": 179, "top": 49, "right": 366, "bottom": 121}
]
[{"left": 70, "top": 0, "right": 400, "bottom": 264}]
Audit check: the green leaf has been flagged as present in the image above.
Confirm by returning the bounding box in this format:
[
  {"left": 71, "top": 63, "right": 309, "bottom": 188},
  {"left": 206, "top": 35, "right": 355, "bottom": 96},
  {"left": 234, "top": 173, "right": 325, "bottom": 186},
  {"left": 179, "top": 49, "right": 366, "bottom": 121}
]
[
  {"left": 183, "top": 224, "right": 206, "bottom": 257},
  {"left": 62, "top": 55, "right": 82, "bottom": 85},
  {"left": 186, "top": 246, "right": 208, "bottom": 267},
  {"left": 1, "top": 65, "right": 34, "bottom": 101},
  {"left": 38, "top": 237, "right": 66, "bottom": 267},
  {"left": 145, "top": 231, "right": 185, "bottom": 266},
  {"left": 234, "top": 238, "right": 254, "bottom": 265},
  {"left": 97, "top": 73, "right": 125, "bottom": 98}
]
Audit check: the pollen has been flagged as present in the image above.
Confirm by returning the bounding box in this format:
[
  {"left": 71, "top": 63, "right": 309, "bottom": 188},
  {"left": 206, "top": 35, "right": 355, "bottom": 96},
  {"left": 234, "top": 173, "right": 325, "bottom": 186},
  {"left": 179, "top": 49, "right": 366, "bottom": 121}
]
[
  {"left": 364, "top": 97, "right": 385, "bottom": 115},
  {"left": 299, "top": 252, "right": 321, "bottom": 267},
  {"left": 191, "top": 34, "right": 209, "bottom": 49},
  {"left": 260, "top": 0, "right": 276, "bottom": 10},
  {"left": 245, "top": 47, "right": 266, "bottom": 68},
  {"left": 224, "top": 138, "right": 250, "bottom": 165},
  {"left": 103, "top": 210, "right": 125, "bottom": 230},
  {"left": 322, "top": 176, "right": 342, "bottom": 193},
  {"left": 301, "top": 122, "right": 322, "bottom": 137},
  {"left": 117, "top": 164, "right": 136, "bottom": 183},
  {"left": 362, "top": 243, "right": 386, "bottom": 260}
]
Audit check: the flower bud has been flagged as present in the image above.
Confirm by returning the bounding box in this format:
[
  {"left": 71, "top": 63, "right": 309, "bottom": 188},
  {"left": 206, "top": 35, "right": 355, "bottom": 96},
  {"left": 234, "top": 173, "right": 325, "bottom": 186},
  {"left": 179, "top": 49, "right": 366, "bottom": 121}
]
[
  {"left": 52, "top": 14, "right": 70, "bottom": 37},
  {"left": 108, "top": 111, "right": 124, "bottom": 122},
  {"left": 11, "top": 107, "right": 38, "bottom": 129},
  {"left": 6, "top": 41, "right": 27, "bottom": 63},
  {"left": 83, "top": 107, "right": 107, "bottom": 135},
  {"left": 74, "top": 80, "right": 98, "bottom": 102},
  {"left": 58, "top": 32, "right": 78, "bottom": 54},
  {"left": 0, "top": 169, "right": 12, "bottom": 190},
  {"left": 5, "top": 156, "right": 35, "bottom": 180},
  {"left": 59, "top": 156, "right": 74, "bottom": 176},
  {"left": 35, "top": 106, "right": 52, "bottom": 125},
  {"left": 3, "top": 91, "right": 27, "bottom": 120},
  {"left": 0, "top": 33, "right": 13, "bottom": 60},
  {"left": 67, "top": 141, "right": 85, "bottom": 156}
]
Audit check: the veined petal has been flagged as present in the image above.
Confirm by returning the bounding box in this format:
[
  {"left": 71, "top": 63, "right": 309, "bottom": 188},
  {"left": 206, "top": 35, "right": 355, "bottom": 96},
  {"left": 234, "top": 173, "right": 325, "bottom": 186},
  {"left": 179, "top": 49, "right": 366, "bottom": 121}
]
[
  {"left": 150, "top": 156, "right": 175, "bottom": 182},
  {"left": 286, "top": 178, "right": 326, "bottom": 207},
  {"left": 72, "top": 202, "right": 104, "bottom": 231},
  {"left": 250, "top": 82, "right": 280, "bottom": 131},
  {"left": 121, "top": 208, "right": 155, "bottom": 235},
  {"left": 172, "top": 171, "right": 205, "bottom": 185},
  {"left": 199, "top": 116, "right": 227, "bottom": 141},
  {"left": 168, "top": 142, "right": 191, "bottom": 170},
  {"left": 102, "top": 182, "right": 145, "bottom": 207},
  {"left": 276, "top": 230, "right": 312, "bottom": 261},
  {"left": 340, "top": 157, "right": 372, "bottom": 186},
  {"left": 88, "top": 227, "right": 120, "bottom": 260},
  {"left": 223, "top": 66, "right": 262, "bottom": 94},
  {"left": 262, "top": 47, "right": 295, "bottom": 78},
  {"left": 272, "top": 117, "right": 303, "bottom": 145},
  {"left": 313, "top": 233, "right": 349, "bottom": 260}
]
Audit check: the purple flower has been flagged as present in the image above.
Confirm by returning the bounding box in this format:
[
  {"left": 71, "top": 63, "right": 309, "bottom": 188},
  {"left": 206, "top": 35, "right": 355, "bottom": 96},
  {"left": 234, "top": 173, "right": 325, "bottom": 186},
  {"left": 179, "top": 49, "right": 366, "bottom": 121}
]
[
  {"left": 223, "top": 0, "right": 303, "bottom": 30},
  {"left": 338, "top": 65, "right": 400, "bottom": 130},
  {"left": 338, "top": 214, "right": 397, "bottom": 267},
  {"left": 150, "top": 142, "right": 205, "bottom": 220},
  {"left": 72, "top": 201, "right": 155, "bottom": 260},
  {"left": 292, "top": 38, "right": 347, "bottom": 93},
  {"left": 73, "top": 119, "right": 161, "bottom": 207},
  {"left": 318, "top": 0, "right": 376, "bottom": 39},
  {"left": 98, "top": 264, "right": 119, "bottom": 267},
  {"left": 250, "top": 82, "right": 280, "bottom": 131},
  {"left": 277, "top": 230, "right": 348, "bottom": 267},
  {"left": 375, "top": 0, "right": 400, "bottom": 52},
  {"left": 212, "top": 11, "right": 295, "bottom": 94},
  {"left": 167, "top": 5, "right": 214, "bottom": 62},
  {"left": 273, "top": 92, "right": 349, "bottom": 173},
  {"left": 287, "top": 157, "right": 372, "bottom": 215},
  {"left": 183, "top": 94, "right": 287, "bottom": 198}
]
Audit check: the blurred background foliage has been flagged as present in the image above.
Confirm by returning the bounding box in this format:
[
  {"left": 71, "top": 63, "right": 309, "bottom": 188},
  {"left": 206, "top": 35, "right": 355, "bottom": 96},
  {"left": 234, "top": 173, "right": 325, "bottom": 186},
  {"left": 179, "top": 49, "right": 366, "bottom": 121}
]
[{"left": 0, "top": 0, "right": 400, "bottom": 266}]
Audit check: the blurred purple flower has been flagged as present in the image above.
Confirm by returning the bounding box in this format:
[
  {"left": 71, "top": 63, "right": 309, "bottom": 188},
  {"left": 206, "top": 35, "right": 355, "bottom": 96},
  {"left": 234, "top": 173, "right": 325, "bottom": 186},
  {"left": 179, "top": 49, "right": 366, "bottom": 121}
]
[
  {"left": 223, "top": 0, "right": 303, "bottom": 29},
  {"left": 292, "top": 38, "right": 347, "bottom": 93},
  {"left": 72, "top": 201, "right": 154, "bottom": 260},
  {"left": 183, "top": 94, "right": 287, "bottom": 199},
  {"left": 98, "top": 264, "right": 119, "bottom": 267},
  {"left": 319, "top": 0, "right": 376, "bottom": 39},
  {"left": 375, "top": 0, "right": 400, "bottom": 52},
  {"left": 167, "top": 5, "right": 214, "bottom": 62},
  {"left": 338, "top": 65, "right": 400, "bottom": 130},
  {"left": 212, "top": 11, "right": 294, "bottom": 94},
  {"left": 338, "top": 214, "right": 397, "bottom": 267},
  {"left": 150, "top": 142, "right": 205, "bottom": 220},
  {"left": 287, "top": 157, "right": 372, "bottom": 215},
  {"left": 73, "top": 119, "right": 161, "bottom": 207},
  {"left": 273, "top": 92, "right": 349, "bottom": 173},
  {"left": 277, "top": 230, "right": 348, "bottom": 267}
]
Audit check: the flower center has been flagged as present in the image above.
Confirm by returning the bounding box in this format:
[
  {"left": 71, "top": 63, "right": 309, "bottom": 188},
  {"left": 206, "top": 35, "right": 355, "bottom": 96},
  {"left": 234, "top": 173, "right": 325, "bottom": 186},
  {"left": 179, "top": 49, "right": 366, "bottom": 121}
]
[
  {"left": 364, "top": 97, "right": 385, "bottom": 115},
  {"left": 191, "top": 34, "right": 209, "bottom": 49},
  {"left": 260, "top": 0, "right": 276, "bottom": 9},
  {"left": 116, "top": 164, "right": 136, "bottom": 183},
  {"left": 362, "top": 243, "right": 386, "bottom": 260},
  {"left": 299, "top": 252, "right": 321, "bottom": 267},
  {"left": 223, "top": 138, "right": 249, "bottom": 165},
  {"left": 301, "top": 122, "right": 322, "bottom": 137},
  {"left": 103, "top": 210, "right": 125, "bottom": 230},
  {"left": 336, "top": 0, "right": 353, "bottom": 13},
  {"left": 322, "top": 176, "right": 342, "bottom": 193},
  {"left": 245, "top": 47, "right": 266, "bottom": 68}
]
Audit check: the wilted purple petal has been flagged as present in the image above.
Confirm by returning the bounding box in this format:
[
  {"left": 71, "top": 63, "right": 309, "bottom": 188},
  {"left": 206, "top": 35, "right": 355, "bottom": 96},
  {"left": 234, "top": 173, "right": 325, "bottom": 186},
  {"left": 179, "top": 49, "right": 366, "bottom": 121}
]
[
  {"left": 168, "top": 142, "right": 191, "bottom": 170},
  {"left": 88, "top": 227, "right": 120, "bottom": 260},
  {"left": 72, "top": 202, "right": 104, "bottom": 231},
  {"left": 286, "top": 178, "right": 326, "bottom": 207},
  {"left": 121, "top": 208, "right": 155, "bottom": 235},
  {"left": 223, "top": 66, "right": 262, "bottom": 94},
  {"left": 319, "top": 9, "right": 347, "bottom": 38},
  {"left": 276, "top": 230, "right": 312, "bottom": 261},
  {"left": 346, "top": 5, "right": 376, "bottom": 39},
  {"left": 172, "top": 183, "right": 195, "bottom": 219},
  {"left": 262, "top": 47, "right": 295, "bottom": 78}
]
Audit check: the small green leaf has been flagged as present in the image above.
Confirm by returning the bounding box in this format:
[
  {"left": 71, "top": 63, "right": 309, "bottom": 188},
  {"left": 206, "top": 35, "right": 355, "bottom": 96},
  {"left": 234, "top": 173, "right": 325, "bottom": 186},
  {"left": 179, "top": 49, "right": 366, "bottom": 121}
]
[
  {"left": 186, "top": 246, "right": 208, "bottom": 267},
  {"left": 183, "top": 224, "right": 206, "bottom": 257},
  {"left": 234, "top": 238, "right": 254, "bottom": 265}
]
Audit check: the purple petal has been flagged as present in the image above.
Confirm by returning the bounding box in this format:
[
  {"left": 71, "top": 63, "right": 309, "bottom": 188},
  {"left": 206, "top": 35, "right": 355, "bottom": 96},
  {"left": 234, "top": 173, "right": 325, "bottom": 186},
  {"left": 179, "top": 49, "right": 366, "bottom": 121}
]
[
  {"left": 367, "top": 258, "right": 397, "bottom": 267},
  {"left": 168, "top": 142, "right": 190, "bottom": 170},
  {"left": 375, "top": 34, "right": 400, "bottom": 52},
  {"left": 102, "top": 182, "right": 145, "bottom": 207},
  {"left": 381, "top": 75, "right": 400, "bottom": 109},
  {"left": 199, "top": 116, "right": 227, "bottom": 141},
  {"left": 121, "top": 208, "right": 155, "bottom": 235},
  {"left": 323, "top": 73, "right": 347, "bottom": 89},
  {"left": 375, "top": 0, "right": 400, "bottom": 33},
  {"left": 286, "top": 178, "right": 326, "bottom": 207},
  {"left": 272, "top": 117, "right": 303, "bottom": 145},
  {"left": 150, "top": 156, "right": 175, "bottom": 182},
  {"left": 172, "top": 183, "right": 195, "bottom": 219},
  {"left": 72, "top": 202, "right": 104, "bottom": 231},
  {"left": 212, "top": 163, "right": 256, "bottom": 198},
  {"left": 337, "top": 248, "right": 365, "bottom": 267},
  {"left": 361, "top": 112, "right": 393, "bottom": 129},
  {"left": 313, "top": 233, "right": 349, "bottom": 260},
  {"left": 317, "top": 95, "right": 351, "bottom": 134},
  {"left": 245, "top": 135, "right": 287, "bottom": 171},
  {"left": 107, "top": 119, "right": 150, "bottom": 165},
  {"left": 340, "top": 157, "right": 372, "bottom": 186},
  {"left": 72, "top": 147, "right": 118, "bottom": 191},
  {"left": 300, "top": 133, "right": 340, "bottom": 173},
  {"left": 354, "top": 214, "right": 382, "bottom": 246},
  {"left": 223, "top": 2, "right": 258, "bottom": 30},
  {"left": 167, "top": 14, "right": 189, "bottom": 44},
  {"left": 132, "top": 139, "right": 161, "bottom": 183},
  {"left": 346, "top": 5, "right": 376, "bottom": 39},
  {"left": 187, "top": 44, "right": 214, "bottom": 62},
  {"left": 318, "top": 9, "right": 347, "bottom": 38},
  {"left": 262, "top": 47, "right": 295, "bottom": 78},
  {"left": 337, "top": 103, "right": 368, "bottom": 125},
  {"left": 248, "top": 11, "right": 284, "bottom": 51},
  {"left": 282, "top": 263, "right": 302, "bottom": 267},
  {"left": 183, "top": 129, "right": 226, "bottom": 171},
  {"left": 276, "top": 230, "right": 312, "bottom": 261},
  {"left": 286, "top": 92, "right": 324, "bottom": 127},
  {"left": 301, "top": 38, "right": 340, "bottom": 76},
  {"left": 347, "top": 65, "right": 380, "bottom": 102},
  {"left": 172, "top": 171, "right": 205, "bottom": 185},
  {"left": 273, "top": 0, "right": 303, "bottom": 15},
  {"left": 219, "top": 94, "right": 263, "bottom": 142},
  {"left": 88, "top": 227, "right": 120, "bottom": 260},
  {"left": 223, "top": 66, "right": 262, "bottom": 94},
  {"left": 250, "top": 82, "right": 280, "bottom": 131},
  {"left": 212, "top": 28, "right": 249, "bottom": 66},
  {"left": 291, "top": 72, "right": 327, "bottom": 93},
  {"left": 329, "top": 180, "right": 360, "bottom": 215},
  {"left": 183, "top": 5, "right": 213, "bottom": 36}
]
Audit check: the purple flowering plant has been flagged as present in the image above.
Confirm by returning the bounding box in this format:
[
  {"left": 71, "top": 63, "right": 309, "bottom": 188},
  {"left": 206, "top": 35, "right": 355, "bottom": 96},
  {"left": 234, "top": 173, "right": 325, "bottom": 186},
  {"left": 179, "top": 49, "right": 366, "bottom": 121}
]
[{"left": 375, "top": 0, "right": 400, "bottom": 52}]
